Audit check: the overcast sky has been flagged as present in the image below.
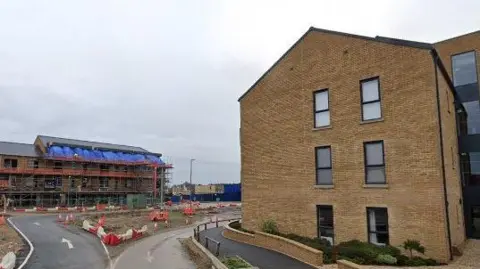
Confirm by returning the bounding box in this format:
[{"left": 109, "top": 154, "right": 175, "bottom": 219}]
[{"left": 0, "top": 0, "right": 478, "bottom": 184}]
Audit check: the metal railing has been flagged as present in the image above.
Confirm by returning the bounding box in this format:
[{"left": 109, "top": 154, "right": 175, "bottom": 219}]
[
  {"left": 192, "top": 217, "right": 241, "bottom": 257},
  {"left": 205, "top": 236, "right": 221, "bottom": 256}
]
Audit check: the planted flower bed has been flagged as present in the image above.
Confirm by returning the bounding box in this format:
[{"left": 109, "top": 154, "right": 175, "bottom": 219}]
[{"left": 227, "top": 220, "right": 443, "bottom": 267}]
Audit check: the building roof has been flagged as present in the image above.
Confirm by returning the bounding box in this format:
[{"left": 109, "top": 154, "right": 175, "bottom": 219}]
[
  {"left": 237, "top": 27, "right": 434, "bottom": 102},
  {"left": 0, "top": 141, "right": 41, "bottom": 157},
  {"left": 36, "top": 135, "right": 150, "bottom": 154},
  {"left": 435, "top": 29, "right": 480, "bottom": 44}
]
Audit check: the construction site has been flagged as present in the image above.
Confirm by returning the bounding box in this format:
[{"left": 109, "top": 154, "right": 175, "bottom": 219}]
[{"left": 0, "top": 135, "right": 172, "bottom": 208}]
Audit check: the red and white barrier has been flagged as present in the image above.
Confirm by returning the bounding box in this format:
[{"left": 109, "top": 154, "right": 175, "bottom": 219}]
[
  {"left": 12, "top": 202, "right": 241, "bottom": 214},
  {"left": 0, "top": 252, "right": 16, "bottom": 269},
  {"left": 82, "top": 218, "right": 147, "bottom": 246}
]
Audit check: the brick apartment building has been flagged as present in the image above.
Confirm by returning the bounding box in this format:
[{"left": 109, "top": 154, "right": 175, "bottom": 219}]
[
  {"left": 0, "top": 135, "right": 171, "bottom": 208},
  {"left": 239, "top": 27, "right": 480, "bottom": 262}
]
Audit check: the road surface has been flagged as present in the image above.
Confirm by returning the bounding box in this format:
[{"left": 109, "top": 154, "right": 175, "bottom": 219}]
[{"left": 10, "top": 215, "right": 108, "bottom": 269}]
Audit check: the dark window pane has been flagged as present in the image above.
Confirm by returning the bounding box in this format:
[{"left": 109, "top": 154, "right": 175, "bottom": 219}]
[
  {"left": 462, "top": 152, "right": 480, "bottom": 186},
  {"left": 453, "top": 51, "right": 478, "bottom": 86},
  {"left": 316, "top": 147, "right": 331, "bottom": 168},
  {"left": 315, "top": 91, "right": 329, "bottom": 111},
  {"left": 316, "top": 169, "right": 332, "bottom": 184},
  {"left": 376, "top": 233, "right": 389, "bottom": 245},
  {"left": 320, "top": 227, "right": 334, "bottom": 237},
  {"left": 318, "top": 205, "right": 334, "bottom": 245},
  {"left": 463, "top": 101, "right": 480, "bottom": 134},
  {"left": 368, "top": 208, "right": 389, "bottom": 245},
  {"left": 362, "top": 79, "right": 379, "bottom": 102},
  {"left": 319, "top": 207, "right": 334, "bottom": 227},
  {"left": 366, "top": 143, "right": 383, "bottom": 165}
]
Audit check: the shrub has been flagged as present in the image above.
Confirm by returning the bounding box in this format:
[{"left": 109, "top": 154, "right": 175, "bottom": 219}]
[
  {"left": 221, "top": 256, "right": 251, "bottom": 269},
  {"left": 402, "top": 240, "right": 425, "bottom": 258},
  {"left": 425, "top": 258, "right": 440, "bottom": 266},
  {"left": 229, "top": 221, "right": 255, "bottom": 234},
  {"left": 405, "top": 257, "right": 429, "bottom": 266},
  {"left": 396, "top": 254, "right": 409, "bottom": 266},
  {"left": 336, "top": 240, "right": 402, "bottom": 264},
  {"left": 261, "top": 219, "right": 279, "bottom": 235},
  {"left": 376, "top": 254, "right": 397, "bottom": 265}
]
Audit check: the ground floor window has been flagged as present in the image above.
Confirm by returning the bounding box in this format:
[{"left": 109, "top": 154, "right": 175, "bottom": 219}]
[
  {"left": 317, "top": 205, "right": 334, "bottom": 245},
  {"left": 367, "top": 207, "right": 389, "bottom": 245}
]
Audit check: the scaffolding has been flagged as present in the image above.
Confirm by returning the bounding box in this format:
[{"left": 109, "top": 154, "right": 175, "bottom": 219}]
[{"left": 0, "top": 156, "right": 172, "bottom": 208}]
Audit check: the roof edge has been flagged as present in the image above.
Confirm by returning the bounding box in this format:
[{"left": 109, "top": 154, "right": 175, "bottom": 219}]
[
  {"left": 237, "top": 27, "right": 313, "bottom": 102},
  {"left": 238, "top": 27, "right": 433, "bottom": 102},
  {"left": 435, "top": 29, "right": 480, "bottom": 44},
  {"left": 430, "top": 49, "right": 465, "bottom": 112}
]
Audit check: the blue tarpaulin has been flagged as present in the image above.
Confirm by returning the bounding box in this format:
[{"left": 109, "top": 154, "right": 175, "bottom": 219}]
[{"left": 46, "top": 145, "right": 164, "bottom": 164}]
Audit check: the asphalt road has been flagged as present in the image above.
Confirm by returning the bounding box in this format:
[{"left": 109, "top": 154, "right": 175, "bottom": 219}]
[
  {"left": 10, "top": 215, "right": 108, "bottom": 269},
  {"left": 199, "top": 227, "right": 315, "bottom": 269}
]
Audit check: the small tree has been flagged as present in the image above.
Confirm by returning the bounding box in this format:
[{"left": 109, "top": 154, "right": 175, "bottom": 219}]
[{"left": 402, "top": 240, "right": 425, "bottom": 258}]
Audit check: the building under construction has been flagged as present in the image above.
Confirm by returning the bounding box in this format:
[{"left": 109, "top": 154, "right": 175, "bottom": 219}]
[{"left": 0, "top": 135, "right": 172, "bottom": 208}]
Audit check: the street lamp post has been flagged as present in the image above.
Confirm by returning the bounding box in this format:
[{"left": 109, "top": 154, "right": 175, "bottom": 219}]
[{"left": 189, "top": 159, "right": 195, "bottom": 201}]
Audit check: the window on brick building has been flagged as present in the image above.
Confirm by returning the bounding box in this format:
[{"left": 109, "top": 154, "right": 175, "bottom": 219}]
[
  {"left": 99, "top": 177, "right": 109, "bottom": 188},
  {"left": 361, "top": 77, "right": 382, "bottom": 121},
  {"left": 452, "top": 51, "right": 478, "bottom": 87},
  {"left": 314, "top": 89, "right": 330, "bottom": 127},
  {"left": 4, "top": 159, "right": 18, "bottom": 168},
  {"left": 27, "top": 160, "right": 39, "bottom": 168},
  {"left": 364, "top": 141, "right": 385, "bottom": 184},
  {"left": 367, "top": 207, "right": 389, "bottom": 245},
  {"left": 317, "top": 205, "right": 334, "bottom": 245},
  {"left": 315, "top": 146, "right": 332, "bottom": 185}
]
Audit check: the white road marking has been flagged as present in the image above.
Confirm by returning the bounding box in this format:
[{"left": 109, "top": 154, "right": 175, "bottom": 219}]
[
  {"left": 146, "top": 251, "right": 154, "bottom": 263},
  {"left": 101, "top": 240, "right": 113, "bottom": 269},
  {"left": 62, "top": 238, "right": 74, "bottom": 249},
  {"left": 33, "top": 222, "right": 41, "bottom": 226},
  {"left": 7, "top": 218, "right": 34, "bottom": 269}
]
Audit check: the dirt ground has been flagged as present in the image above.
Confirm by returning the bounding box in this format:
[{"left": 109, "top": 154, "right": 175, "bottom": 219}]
[
  {"left": 0, "top": 218, "right": 24, "bottom": 258},
  {"left": 75, "top": 209, "right": 209, "bottom": 257}
]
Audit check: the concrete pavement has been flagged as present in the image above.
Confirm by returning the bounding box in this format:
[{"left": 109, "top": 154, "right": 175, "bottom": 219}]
[
  {"left": 112, "top": 209, "right": 241, "bottom": 269},
  {"left": 111, "top": 226, "right": 196, "bottom": 269},
  {"left": 10, "top": 215, "right": 108, "bottom": 269}
]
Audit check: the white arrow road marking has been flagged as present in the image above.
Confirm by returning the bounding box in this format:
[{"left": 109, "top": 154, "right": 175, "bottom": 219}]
[
  {"left": 146, "top": 251, "right": 154, "bottom": 263},
  {"left": 33, "top": 222, "right": 41, "bottom": 226},
  {"left": 62, "top": 238, "right": 74, "bottom": 249}
]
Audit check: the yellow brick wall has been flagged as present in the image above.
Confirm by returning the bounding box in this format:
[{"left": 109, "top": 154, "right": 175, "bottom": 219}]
[
  {"left": 434, "top": 31, "right": 480, "bottom": 251},
  {"left": 437, "top": 66, "right": 466, "bottom": 249},
  {"left": 240, "top": 30, "right": 451, "bottom": 262}
]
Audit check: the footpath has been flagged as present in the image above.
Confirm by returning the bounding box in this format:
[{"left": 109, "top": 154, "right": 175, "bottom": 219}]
[{"left": 199, "top": 227, "right": 316, "bottom": 269}]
